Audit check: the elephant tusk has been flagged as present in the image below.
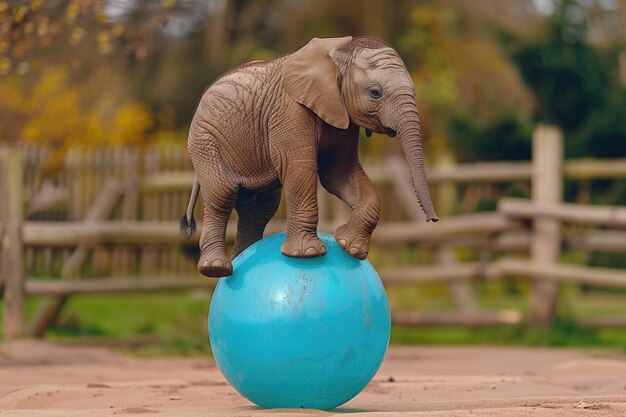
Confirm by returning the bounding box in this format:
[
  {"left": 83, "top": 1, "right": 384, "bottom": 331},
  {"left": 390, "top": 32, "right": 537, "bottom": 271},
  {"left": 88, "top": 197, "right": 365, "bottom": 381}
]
[
  {"left": 365, "top": 128, "right": 373, "bottom": 138},
  {"left": 384, "top": 127, "right": 397, "bottom": 137}
]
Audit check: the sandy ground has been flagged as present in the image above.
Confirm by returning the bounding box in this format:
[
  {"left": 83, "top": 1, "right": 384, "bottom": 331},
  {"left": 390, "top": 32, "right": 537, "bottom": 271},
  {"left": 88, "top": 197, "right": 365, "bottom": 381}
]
[{"left": 0, "top": 341, "right": 625, "bottom": 416}]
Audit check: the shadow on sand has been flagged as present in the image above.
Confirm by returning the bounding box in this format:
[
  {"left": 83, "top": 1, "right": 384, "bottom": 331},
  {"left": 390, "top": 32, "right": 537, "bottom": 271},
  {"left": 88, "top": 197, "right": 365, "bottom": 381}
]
[{"left": 235, "top": 405, "right": 381, "bottom": 414}]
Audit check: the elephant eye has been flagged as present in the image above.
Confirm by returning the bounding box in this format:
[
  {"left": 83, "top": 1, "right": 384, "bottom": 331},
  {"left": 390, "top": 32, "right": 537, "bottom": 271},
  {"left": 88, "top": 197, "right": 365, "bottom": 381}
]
[{"left": 367, "top": 85, "right": 383, "bottom": 100}]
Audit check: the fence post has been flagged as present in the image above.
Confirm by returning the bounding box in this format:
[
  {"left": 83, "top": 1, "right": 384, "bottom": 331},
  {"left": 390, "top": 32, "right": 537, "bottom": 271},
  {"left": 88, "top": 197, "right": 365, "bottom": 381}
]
[
  {"left": 530, "top": 125, "right": 563, "bottom": 326},
  {"left": 1, "top": 146, "right": 26, "bottom": 339}
]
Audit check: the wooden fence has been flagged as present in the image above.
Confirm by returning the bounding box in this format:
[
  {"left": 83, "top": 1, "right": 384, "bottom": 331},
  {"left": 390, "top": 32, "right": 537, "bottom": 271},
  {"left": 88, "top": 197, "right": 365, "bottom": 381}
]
[{"left": 2, "top": 125, "right": 626, "bottom": 339}]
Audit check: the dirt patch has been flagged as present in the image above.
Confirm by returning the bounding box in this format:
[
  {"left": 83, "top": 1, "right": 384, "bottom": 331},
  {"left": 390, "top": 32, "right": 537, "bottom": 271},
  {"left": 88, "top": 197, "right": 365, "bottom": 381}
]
[
  {"left": 120, "top": 407, "right": 158, "bottom": 414},
  {"left": 1, "top": 342, "right": 625, "bottom": 416}
]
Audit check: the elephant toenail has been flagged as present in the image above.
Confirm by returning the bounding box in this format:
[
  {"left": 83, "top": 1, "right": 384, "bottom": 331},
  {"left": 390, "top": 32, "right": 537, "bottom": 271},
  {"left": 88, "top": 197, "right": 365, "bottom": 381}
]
[
  {"left": 211, "top": 259, "right": 224, "bottom": 267},
  {"left": 304, "top": 247, "right": 317, "bottom": 256},
  {"left": 320, "top": 246, "right": 327, "bottom": 255},
  {"left": 338, "top": 239, "right": 347, "bottom": 248},
  {"left": 348, "top": 247, "right": 359, "bottom": 256},
  {"left": 291, "top": 250, "right": 300, "bottom": 256}
]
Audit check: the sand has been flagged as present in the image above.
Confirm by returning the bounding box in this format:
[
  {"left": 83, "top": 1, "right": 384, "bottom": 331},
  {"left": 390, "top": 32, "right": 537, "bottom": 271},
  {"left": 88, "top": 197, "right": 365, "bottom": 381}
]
[{"left": 0, "top": 340, "right": 625, "bottom": 416}]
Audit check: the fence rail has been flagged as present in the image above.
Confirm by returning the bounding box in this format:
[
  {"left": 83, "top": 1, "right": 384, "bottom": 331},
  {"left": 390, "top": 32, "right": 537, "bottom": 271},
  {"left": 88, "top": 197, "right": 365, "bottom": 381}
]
[
  {"left": 499, "top": 198, "right": 626, "bottom": 226},
  {"left": 2, "top": 124, "right": 626, "bottom": 338},
  {"left": 140, "top": 158, "right": 626, "bottom": 190},
  {"left": 21, "top": 212, "right": 517, "bottom": 247}
]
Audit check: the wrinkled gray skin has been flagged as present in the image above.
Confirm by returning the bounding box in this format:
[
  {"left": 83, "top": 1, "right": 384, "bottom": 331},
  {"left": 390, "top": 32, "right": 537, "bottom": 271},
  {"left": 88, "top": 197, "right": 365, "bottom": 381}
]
[{"left": 183, "top": 36, "right": 438, "bottom": 278}]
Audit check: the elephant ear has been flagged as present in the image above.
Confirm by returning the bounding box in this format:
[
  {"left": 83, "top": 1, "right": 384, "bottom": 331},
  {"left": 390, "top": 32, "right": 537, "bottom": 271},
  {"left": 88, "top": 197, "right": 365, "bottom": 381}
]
[{"left": 283, "top": 36, "right": 352, "bottom": 130}]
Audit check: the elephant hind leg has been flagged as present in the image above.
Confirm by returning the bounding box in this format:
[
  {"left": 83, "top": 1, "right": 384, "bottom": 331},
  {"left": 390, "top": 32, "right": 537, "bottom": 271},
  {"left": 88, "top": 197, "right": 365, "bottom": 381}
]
[
  {"left": 197, "top": 177, "right": 237, "bottom": 278},
  {"left": 233, "top": 188, "right": 281, "bottom": 257}
]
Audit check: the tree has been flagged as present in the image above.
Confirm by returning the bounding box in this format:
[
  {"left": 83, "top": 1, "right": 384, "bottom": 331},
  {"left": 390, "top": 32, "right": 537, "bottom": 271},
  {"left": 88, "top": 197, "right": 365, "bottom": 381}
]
[
  {"left": 507, "top": 0, "right": 626, "bottom": 158},
  {"left": 0, "top": 0, "right": 184, "bottom": 154}
]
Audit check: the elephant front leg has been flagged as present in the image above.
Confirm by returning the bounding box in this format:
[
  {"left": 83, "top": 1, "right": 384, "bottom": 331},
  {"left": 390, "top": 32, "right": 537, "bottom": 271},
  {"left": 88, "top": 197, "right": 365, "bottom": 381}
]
[
  {"left": 281, "top": 162, "right": 326, "bottom": 258},
  {"left": 320, "top": 163, "right": 380, "bottom": 260}
]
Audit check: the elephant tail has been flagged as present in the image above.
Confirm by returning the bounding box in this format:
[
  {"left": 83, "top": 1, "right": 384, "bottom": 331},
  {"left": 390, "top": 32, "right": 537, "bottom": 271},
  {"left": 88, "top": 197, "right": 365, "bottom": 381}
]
[{"left": 180, "top": 176, "right": 200, "bottom": 239}]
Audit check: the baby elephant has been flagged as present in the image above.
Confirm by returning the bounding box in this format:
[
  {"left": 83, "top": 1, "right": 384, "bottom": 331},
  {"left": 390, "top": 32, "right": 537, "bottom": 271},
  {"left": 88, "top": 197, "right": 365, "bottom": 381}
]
[{"left": 181, "top": 36, "right": 438, "bottom": 278}]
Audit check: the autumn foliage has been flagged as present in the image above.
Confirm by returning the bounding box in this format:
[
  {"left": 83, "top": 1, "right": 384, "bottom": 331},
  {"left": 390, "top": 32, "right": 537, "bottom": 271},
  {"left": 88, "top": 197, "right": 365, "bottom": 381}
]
[
  {"left": 1, "top": 0, "right": 625, "bottom": 165},
  {"left": 0, "top": 0, "right": 183, "bottom": 155}
]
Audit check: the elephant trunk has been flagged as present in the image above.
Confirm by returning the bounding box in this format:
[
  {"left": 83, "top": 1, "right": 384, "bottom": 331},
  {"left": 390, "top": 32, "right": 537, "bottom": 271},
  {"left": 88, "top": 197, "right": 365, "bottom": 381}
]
[{"left": 387, "top": 100, "right": 439, "bottom": 222}]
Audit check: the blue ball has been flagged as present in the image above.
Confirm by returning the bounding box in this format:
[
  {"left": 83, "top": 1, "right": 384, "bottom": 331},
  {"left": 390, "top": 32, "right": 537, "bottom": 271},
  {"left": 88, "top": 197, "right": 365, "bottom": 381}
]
[{"left": 208, "top": 232, "right": 391, "bottom": 410}]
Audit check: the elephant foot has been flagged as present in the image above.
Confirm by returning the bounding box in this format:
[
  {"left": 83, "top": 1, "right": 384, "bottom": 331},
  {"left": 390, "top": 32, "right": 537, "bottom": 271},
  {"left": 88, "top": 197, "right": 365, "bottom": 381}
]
[
  {"left": 281, "top": 232, "right": 327, "bottom": 258},
  {"left": 198, "top": 252, "right": 232, "bottom": 278},
  {"left": 335, "top": 224, "right": 371, "bottom": 260}
]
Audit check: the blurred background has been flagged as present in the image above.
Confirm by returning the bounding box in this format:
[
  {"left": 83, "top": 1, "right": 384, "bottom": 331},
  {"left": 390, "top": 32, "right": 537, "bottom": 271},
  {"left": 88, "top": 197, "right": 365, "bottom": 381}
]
[{"left": 1, "top": 0, "right": 625, "bottom": 355}]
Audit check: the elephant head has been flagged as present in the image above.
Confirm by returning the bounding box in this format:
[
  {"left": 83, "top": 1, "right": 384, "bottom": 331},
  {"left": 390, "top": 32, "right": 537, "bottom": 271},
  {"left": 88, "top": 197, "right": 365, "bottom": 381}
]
[{"left": 283, "top": 36, "right": 439, "bottom": 222}]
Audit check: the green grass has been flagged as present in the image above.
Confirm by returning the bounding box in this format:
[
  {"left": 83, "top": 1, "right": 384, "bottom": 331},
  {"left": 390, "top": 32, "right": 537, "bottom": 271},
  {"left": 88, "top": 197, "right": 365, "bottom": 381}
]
[
  {"left": 2, "top": 285, "right": 626, "bottom": 356},
  {"left": 390, "top": 319, "right": 609, "bottom": 347},
  {"left": 2, "top": 291, "right": 214, "bottom": 356}
]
